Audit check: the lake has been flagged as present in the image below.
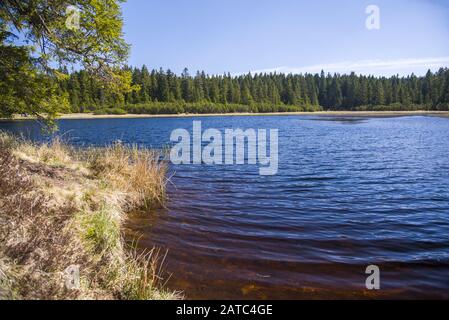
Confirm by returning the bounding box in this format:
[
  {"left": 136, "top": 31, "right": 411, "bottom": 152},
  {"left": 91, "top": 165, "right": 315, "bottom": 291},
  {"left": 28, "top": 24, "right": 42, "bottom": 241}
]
[{"left": 2, "top": 115, "right": 449, "bottom": 299}]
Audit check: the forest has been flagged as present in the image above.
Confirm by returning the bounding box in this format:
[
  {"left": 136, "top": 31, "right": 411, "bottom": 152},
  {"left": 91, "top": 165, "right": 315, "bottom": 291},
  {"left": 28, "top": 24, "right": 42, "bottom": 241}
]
[{"left": 58, "top": 66, "right": 449, "bottom": 115}]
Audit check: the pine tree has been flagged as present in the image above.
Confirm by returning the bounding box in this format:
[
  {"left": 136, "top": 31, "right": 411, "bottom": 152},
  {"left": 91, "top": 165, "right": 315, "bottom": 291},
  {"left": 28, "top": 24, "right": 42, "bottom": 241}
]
[
  {"left": 328, "top": 77, "right": 343, "bottom": 109},
  {"left": 318, "top": 71, "right": 328, "bottom": 107},
  {"left": 181, "top": 68, "right": 194, "bottom": 102},
  {"left": 372, "top": 81, "right": 385, "bottom": 105},
  {"left": 157, "top": 68, "right": 170, "bottom": 102}
]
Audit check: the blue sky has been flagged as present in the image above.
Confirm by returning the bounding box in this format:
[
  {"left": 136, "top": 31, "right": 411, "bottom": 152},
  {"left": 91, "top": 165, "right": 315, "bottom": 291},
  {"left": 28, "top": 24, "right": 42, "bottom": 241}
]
[{"left": 122, "top": 0, "right": 449, "bottom": 76}]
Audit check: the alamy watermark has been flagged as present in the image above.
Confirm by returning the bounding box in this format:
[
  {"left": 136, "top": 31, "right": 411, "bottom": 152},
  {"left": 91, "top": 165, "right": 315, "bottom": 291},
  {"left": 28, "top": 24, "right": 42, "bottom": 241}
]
[
  {"left": 65, "top": 5, "right": 81, "bottom": 31},
  {"left": 64, "top": 265, "right": 80, "bottom": 290},
  {"left": 170, "top": 121, "right": 279, "bottom": 176},
  {"left": 365, "top": 5, "right": 380, "bottom": 30},
  {"left": 365, "top": 265, "right": 380, "bottom": 290}
]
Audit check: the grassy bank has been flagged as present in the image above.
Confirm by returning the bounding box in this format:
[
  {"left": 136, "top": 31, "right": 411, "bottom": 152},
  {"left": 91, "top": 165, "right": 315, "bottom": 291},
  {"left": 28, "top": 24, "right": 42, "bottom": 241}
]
[{"left": 0, "top": 132, "right": 179, "bottom": 300}]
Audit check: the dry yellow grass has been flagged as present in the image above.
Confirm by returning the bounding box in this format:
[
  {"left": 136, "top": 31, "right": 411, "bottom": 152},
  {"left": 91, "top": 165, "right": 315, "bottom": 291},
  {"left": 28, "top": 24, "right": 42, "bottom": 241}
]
[
  {"left": 0, "top": 132, "right": 180, "bottom": 300},
  {"left": 87, "top": 143, "right": 167, "bottom": 210}
]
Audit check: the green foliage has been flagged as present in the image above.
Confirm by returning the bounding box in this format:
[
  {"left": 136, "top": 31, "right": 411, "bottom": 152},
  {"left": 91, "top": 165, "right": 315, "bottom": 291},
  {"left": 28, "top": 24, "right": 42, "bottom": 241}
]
[
  {"left": 58, "top": 66, "right": 449, "bottom": 114},
  {"left": 0, "top": 0, "right": 135, "bottom": 123},
  {"left": 78, "top": 209, "right": 120, "bottom": 255},
  {"left": 124, "top": 101, "right": 319, "bottom": 115},
  {"left": 0, "top": 43, "right": 69, "bottom": 125},
  {"left": 355, "top": 103, "right": 423, "bottom": 112}
]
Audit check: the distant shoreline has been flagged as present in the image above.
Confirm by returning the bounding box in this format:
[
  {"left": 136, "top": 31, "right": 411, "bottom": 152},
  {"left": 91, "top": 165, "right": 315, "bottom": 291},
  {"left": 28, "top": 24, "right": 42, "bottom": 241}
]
[{"left": 3, "top": 110, "right": 449, "bottom": 121}]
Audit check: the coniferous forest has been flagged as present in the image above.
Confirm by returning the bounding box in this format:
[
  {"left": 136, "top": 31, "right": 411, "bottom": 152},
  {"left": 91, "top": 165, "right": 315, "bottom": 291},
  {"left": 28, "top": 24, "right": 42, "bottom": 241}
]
[{"left": 58, "top": 66, "right": 449, "bottom": 115}]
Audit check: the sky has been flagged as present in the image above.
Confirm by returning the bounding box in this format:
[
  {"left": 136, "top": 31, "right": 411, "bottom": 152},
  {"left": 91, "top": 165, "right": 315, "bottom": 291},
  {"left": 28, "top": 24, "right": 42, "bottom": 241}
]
[{"left": 122, "top": 0, "right": 449, "bottom": 76}]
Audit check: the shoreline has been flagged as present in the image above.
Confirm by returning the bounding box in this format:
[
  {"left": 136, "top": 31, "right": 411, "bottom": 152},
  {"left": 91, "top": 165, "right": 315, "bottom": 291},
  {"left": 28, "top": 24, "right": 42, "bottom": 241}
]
[
  {"left": 0, "top": 133, "right": 178, "bottom": 300},
  {"left": 2, "top": 110, "right": 449, "bottom": 121}
]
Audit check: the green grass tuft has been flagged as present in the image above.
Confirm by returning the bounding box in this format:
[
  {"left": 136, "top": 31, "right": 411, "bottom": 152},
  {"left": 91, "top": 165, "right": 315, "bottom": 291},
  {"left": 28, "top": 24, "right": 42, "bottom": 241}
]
[{"left": 78, "top": 209, "right": 121, "bottom": 255}]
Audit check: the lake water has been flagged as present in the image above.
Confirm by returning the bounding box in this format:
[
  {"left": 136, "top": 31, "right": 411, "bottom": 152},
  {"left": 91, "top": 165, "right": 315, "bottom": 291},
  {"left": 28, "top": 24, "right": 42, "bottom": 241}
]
[{"left": 2, "top": 115, "right": 449, "bottom": 299}]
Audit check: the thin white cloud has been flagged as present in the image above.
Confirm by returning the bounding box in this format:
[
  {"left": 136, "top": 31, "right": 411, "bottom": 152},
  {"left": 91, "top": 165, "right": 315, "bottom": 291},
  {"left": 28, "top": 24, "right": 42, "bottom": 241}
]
[{"left": 247, "top": 57, "right": 449, "bottom": 76}]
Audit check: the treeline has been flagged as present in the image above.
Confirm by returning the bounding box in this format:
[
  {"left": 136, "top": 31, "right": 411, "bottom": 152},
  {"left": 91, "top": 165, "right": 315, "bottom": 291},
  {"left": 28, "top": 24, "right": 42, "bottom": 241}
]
[{"left": 57, "top": 66, "right": 449, "bottom": 114}]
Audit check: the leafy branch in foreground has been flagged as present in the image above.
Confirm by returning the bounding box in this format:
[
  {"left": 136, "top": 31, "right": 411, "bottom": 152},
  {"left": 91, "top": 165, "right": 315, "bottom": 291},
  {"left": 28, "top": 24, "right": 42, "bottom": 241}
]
[{"left": 0, "top": 0, "right": 138, "bottom": 124}]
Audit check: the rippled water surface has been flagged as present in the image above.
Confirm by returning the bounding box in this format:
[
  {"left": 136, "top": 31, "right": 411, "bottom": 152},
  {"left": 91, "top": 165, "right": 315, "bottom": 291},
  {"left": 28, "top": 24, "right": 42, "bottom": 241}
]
[{"left": 2, "top": 115, "right": 449, "bottom": 299}]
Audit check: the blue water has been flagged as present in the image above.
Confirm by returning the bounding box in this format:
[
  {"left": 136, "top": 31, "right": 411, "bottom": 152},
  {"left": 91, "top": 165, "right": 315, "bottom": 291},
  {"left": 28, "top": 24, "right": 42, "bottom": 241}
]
[{"left": 2, "top": 115, "right": 449, "bottom": 299}]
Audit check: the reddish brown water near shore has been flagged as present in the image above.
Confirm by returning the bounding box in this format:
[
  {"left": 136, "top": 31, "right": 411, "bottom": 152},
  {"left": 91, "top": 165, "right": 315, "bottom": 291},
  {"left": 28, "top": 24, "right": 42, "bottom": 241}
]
[{"left": 126, "top": 209, "right": 449, "bottom": 300}]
